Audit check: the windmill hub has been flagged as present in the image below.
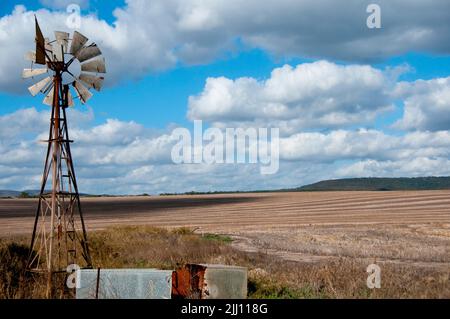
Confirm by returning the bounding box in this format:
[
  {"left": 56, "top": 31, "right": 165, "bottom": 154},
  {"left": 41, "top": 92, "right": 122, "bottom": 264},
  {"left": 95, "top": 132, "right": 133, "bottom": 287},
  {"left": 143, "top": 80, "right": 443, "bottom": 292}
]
[
  {"left": 48, "top": 62, "right": 62, "bottom": 71},
  {"left": 61, "top": 59, "right": 81, "bottom": 85}
]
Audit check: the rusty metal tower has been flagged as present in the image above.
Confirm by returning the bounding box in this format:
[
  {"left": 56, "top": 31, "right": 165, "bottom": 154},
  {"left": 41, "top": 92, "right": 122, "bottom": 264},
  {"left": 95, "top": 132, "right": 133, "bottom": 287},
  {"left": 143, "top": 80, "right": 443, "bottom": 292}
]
[{"left": 23, "top": 17, "right": 106, "bottom": 297}]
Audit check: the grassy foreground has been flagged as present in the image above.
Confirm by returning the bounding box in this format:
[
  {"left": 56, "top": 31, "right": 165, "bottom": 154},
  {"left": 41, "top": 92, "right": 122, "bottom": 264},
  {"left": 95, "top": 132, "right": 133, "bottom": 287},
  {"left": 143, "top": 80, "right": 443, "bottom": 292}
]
[{"left": 0, "top": 226, "right": 448, "bottom": 299}]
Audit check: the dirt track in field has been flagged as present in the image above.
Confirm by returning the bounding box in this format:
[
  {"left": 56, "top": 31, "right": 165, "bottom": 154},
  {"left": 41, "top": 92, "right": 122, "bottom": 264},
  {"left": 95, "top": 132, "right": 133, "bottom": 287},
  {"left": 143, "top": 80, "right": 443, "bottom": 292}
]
[{"left": 1, "top": 191, "right": 449, "bottom": 267}]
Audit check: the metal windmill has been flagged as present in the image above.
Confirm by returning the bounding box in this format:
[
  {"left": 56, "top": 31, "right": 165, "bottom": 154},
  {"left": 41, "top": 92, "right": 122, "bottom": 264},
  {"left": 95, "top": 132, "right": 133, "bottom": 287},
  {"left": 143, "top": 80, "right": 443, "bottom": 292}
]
[{"left": 23, "top": 17, "right": 106, "bottom": 297}]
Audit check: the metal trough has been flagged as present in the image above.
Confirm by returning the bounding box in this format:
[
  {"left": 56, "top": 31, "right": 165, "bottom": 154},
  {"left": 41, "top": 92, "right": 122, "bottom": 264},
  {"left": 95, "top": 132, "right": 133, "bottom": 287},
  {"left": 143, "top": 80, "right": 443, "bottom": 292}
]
[{"left": 76, "top": 268, "right": 173, "bottom": 299}]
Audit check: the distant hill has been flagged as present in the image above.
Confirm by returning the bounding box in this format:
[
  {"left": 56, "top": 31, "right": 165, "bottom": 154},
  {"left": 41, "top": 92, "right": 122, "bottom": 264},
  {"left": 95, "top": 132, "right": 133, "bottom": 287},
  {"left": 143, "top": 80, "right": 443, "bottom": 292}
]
[
  {"left": 295, "top": 177, "right": 450, "bottom": 191},
  {"left": 161, "top": 177, "right": 450, "bottom": 195},
  {"left": 0, "top": 190, "right": 91, "bottom": 198},
  {"left": 0, "top": 190, "right": 40, "bottom": 198},
  {"left": 3, "top": 176, "right": 450, "bottom": 198},
  {"left": 0, "top": 190, "right": 20, "bottom": 197}
]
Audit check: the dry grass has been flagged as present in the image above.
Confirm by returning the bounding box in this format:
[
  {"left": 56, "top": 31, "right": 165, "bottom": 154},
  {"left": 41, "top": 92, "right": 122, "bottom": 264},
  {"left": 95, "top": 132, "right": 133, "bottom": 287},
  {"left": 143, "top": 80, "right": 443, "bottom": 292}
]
[
  {"left": 0, "top": 225, "right": 448, "bottom": 299},
  {"left": 88, "top": 226, "right": 241, "bottom": 269},
  {"left": 247, "top": 258, "right": 449, "bottom": 299}
]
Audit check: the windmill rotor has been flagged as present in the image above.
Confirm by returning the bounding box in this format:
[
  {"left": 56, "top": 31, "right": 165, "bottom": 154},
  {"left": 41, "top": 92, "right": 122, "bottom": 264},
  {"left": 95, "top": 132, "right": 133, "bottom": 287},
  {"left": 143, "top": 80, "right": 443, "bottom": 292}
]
[{"left": 23, "top": 17, "right": 106, "bottom": 106}]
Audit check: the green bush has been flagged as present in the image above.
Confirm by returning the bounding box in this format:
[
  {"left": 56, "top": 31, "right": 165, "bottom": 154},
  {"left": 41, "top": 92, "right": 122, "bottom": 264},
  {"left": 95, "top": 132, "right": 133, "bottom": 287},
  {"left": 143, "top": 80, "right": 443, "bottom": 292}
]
[
  {"left": 248, "top": 277, "right": 324, "bottom": 299},
  {"left": 202, "top": 233, "right": 233, "bottom": 243}
]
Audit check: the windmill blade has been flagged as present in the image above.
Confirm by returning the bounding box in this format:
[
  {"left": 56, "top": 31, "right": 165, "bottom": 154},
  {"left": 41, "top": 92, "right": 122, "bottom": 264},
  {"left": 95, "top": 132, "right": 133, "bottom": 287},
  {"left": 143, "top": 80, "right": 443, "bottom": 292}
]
[
  {"left": 62, "top": 85, "right": 74, "bottom": 107},
  {"left": 81, "top": 58, "right": 106, "bottom": 73},
  {"left": 44, "top": 38, "right": 53, "bottom": 53},
  {"left": 28, "top": 76, "right": 52, "bottom": 96},
  {"left": 25, "top": 51, "right": 36, "bottom": 63},
  {"left": 67, "top": 88, "right": 74, "bottom": 107},
  {"left": 70, "top": 31, "right": 88, "bottom": 56},
  {"left": 54, "top": 31, "right": 69, "bottom": 52},
  {"left": 79, "top": 73, "right": 104, "bottom": 91},
  {"left": 44, "top": 38, "right": 54, "bottom": 62},
  {"left": 34, "top": 17, "right": 46, "bottom": 65},
  {"left": 73, "top": 80, "right": 93, "bottom": 104},
  {"left": 22, "top": 68, "right": 48, "bottom": 79},
  {"left": 52, "top": 42, "right": 64, "bottom": 62},
  {"left": 76, "top": 44, "right": 102, "bottom": 63},
  {"left": 42, "top": 85, "right": 55, "bottom": 106}
]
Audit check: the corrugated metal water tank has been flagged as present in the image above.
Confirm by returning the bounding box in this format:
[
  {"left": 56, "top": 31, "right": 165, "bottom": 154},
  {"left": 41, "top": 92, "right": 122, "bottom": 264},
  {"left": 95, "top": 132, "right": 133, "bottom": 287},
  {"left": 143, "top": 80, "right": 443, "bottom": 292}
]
[
  {"left": 172, "top": 264, "right": 247, "bottom": 299},
  {"left": 76, "top": 269, "right": 173, "bottom": 299}
]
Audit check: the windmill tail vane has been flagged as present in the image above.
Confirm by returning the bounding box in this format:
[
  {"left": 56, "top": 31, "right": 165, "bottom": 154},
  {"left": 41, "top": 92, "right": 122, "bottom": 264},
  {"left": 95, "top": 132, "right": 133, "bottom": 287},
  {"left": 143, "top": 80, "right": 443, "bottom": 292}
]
[{"left": 23, "top": 16, "right": 106, "bottom": 298}]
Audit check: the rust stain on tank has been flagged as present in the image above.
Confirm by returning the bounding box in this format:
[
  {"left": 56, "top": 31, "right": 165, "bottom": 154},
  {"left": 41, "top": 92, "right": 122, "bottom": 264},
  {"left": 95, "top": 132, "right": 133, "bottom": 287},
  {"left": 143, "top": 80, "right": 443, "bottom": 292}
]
[{"left": 172, "top": 264, "right": 206, "bottom": 299}]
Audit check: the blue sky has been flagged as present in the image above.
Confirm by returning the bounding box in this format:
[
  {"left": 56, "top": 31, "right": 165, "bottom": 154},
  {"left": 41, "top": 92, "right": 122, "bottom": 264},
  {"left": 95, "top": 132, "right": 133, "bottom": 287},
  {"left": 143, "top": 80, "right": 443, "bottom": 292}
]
[
  {"left": 1, "top": 0, "right": 450, "bottom": 194},
  {"left": 0, "top": 0, "right": 126, "bottom": 22}
]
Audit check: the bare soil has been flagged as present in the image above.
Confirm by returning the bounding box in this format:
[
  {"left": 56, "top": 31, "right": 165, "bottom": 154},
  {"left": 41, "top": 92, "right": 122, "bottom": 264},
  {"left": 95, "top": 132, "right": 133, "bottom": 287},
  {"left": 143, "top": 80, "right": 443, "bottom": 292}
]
[{"left": 1, "top": 191, "right": 449, "bottom": 270}]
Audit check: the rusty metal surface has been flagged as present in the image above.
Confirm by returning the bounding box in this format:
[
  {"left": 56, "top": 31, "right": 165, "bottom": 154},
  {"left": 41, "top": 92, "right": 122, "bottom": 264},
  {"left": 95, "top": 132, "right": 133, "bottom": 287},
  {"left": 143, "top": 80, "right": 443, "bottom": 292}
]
[
  {"left": 34, "top": 17, "right": 46, "bottom": 65},
  {"left": 172, "top": 264, "right": 206, "bottom": 299},
  {"left": 172, "top": 264, "right": 247, "bottom": 299}
]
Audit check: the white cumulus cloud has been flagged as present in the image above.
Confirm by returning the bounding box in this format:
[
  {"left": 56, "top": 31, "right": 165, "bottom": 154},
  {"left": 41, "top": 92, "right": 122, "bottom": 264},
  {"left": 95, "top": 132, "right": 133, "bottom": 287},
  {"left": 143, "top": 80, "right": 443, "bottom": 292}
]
[
  {"left": 394, "top": 76, "right": 450, "bottom": 131},
  {"left": 188, "top": 61, "right": 397, "bottom": 133}
]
